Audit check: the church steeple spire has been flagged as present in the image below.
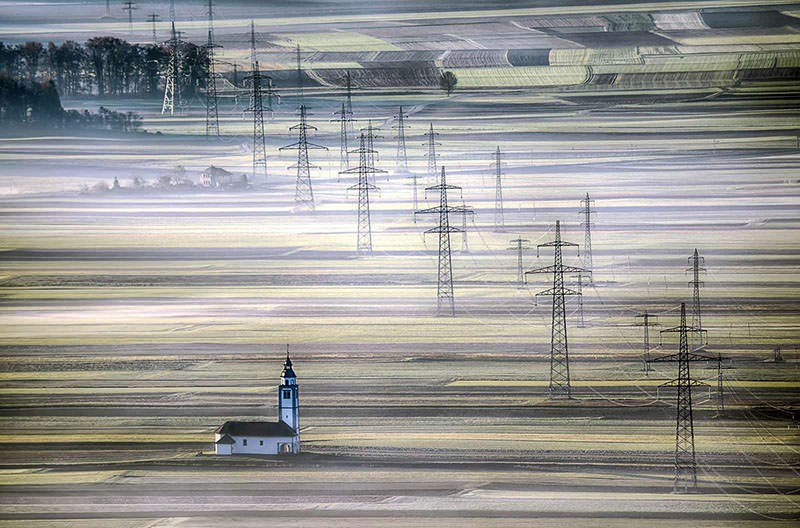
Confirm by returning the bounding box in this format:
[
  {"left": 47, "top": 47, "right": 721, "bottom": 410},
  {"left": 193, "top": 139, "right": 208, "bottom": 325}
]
[{"left": 278, "top": 345, "right": 299, "bottom": 432}]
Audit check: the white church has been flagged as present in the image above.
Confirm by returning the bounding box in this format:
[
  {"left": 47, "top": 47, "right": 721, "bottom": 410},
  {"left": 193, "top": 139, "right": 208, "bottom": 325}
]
[{"left": 214, "top": 351, "right": 300, "bottom": 455}]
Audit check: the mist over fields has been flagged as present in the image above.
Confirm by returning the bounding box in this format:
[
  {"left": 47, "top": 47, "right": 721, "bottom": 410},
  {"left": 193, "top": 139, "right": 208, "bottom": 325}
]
[{"left": 0, "top": 1, "right": 798, "bottom": 526}]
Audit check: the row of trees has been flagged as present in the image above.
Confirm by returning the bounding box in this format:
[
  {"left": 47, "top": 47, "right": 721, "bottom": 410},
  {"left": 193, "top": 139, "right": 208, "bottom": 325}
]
[
  {"left": 0, "top": 75, "right": 142, "bottom": 131},
  {"left": 0, "top": 38, "right": 210, "bottom": 98}
]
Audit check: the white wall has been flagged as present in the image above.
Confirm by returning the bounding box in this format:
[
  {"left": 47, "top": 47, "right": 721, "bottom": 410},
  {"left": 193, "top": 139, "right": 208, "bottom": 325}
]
[{"left": 214, "top": 433, "right": 298, "bottom": 455}]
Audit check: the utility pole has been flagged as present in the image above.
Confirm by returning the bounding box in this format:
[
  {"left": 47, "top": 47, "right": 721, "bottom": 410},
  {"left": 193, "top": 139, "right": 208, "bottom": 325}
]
[
  {"left": 580, "top": 193, "right": 595, "bottom": 282},
  {"left": 280, "top": 105, "right": 327, "bottom": 210},
  {"left": 146, "top": 13, "right": 159, "bottom": 44},
  {"left": 507, "top": 237, "right": 531, "bottom": 288},
  {"left": 493, "top": 146, "right": 504, "bottom": 230},
  {"left": 634, "top": 311, "right": 660, "bottom": 376},
  {"left": 245, "top": 60, "right": 271, "bottom": 184},
  {"left": 687, "top": 248, "right": 706, "bottom": 349},
  {"left": 526, "top": 220, "right": 587, "bottom": 398},
  {"left": 423, "top": 124, "right": 440, "bottom": 186},
  {"left": 650, "top": 302, "right": 716, "bottom": 493},
  {"left": 415, "top": 167, "right": 473, "bottom": 316},
  {"left": 340, "top": 133, "right": 384, "bottom": 254},
  {"left": 122, "top": 1, "right": 137, "bottom": 35},
  {"left": 203, "top": 0, "right": 220, "bottom": 137},
  {"left": 169, "top": 0, "right": 175, "bottom": 21},
  {"left": 161, "top": 21, "right": 180, "bottom": 115},
  {"left": 715, "top": 351, "right": 725, "bottom": 418}
]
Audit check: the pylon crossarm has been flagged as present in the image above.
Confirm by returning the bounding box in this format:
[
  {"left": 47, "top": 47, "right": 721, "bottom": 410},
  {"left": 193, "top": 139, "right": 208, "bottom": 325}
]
[
  {"left": 289, "top": 122, "right": 318, "bottom": 131},
  {"left": 424, "top": 183, "right": 461, "bottom": 192},
  {"left": 538, "top": 240, "right": 579, "bottom": 248},
  {"left": 526, "top": 264, "right": 586, "bottom": 275},
  {"left": 534, "top": 286, "right": 581, "bottom": 297},
  {"left": 339, "top": 166, "right": 385, "bottom": 175},
  {"left": 348, "top": 182, "right": 379, "bottom": 192},
  {"left": 659, "top": 378, "right": 710, "bottom": 388},
  {"left": 425, "top": 225, "right": 463, "bottom": 234},
  {"left": 650, "top": 351, "right": 718, "bottom": 363},
  {"left": 661, "top": 324, "right": 705, "bottom": 334},
  {"left": 281, "top": 142, "right": 327, "bottom": 151},
  {"left": 287, "top": 162, "right": 321, "bottom": 170}
]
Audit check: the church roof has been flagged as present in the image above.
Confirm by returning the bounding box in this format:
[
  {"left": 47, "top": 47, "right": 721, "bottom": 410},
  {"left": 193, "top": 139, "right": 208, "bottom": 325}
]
[
  {"left": 216, "top": 421, "right": 297, "bottom": 438},
  {"left": 215, "top": 433, "right": 235, "bottom": 444}
]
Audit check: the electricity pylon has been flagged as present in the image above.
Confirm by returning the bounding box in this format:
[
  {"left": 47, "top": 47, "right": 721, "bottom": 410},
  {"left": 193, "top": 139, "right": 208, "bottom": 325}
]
[
  {"left": 526, "top": 220, "right": 587, "bottom": 398},
  {"left": 344, "top": 70, "right": 353, "bottom": 114},
  {"left": 687, "top": 248, "right": 706, "bottom": 349},
  {"left": 168, "top": 0, "right": 175, "bottom": 21},
  {"left": 247, "top": 20, "right": 257, "bottom": 115},
  {"left": 340, "top": 133, "right": 384, "bottom": 254},
  {"left": 580, "top": 193, "right": 596, "bottom": 282},
  {"left": 634, "top": 311, "right": 660, "bottom": 376},
  {"left": 460, "top": 200, "right": 470, "bottom": 253},
  {"left": 122, "top": 1, "right": 137, "bottom": 34},
  {"left": 331, "top": 103, "right": 353, "bottom": 179},
  {"left": 423, "top": 124, "right": 440, "bottom": 186},
  {"left": 203, "top": 0, "right": 220, "bottom": 137},
  {"left": 295, "top": 44, "right": 303, "bottom": 102},
  {"left": 245, "top": 60, "right": 273, "bottom": 184},
  {"left": 280, "top": 105, "right": 327, "bottom": 210},
  {"left": 508, "top": 237, "right": 531, "bottom": 288},
  {"left": 650, "top": 302, "right": 713, "bottom": 493},
  {"left": 415, "top": 167, "right": 473, "bottom": 316},
  {"left": 146, "top": 13, "right": 159, "bottom": 44},
  {"left": 573, "top": 272, "right": 586, "bottom": 328},
  {"left": 493, "top": 146, "right": 504, "bottom": 230},
  {"left": 358, "top": 120, "right": 383, "bottom": 186},
  {"left": 161, "top": 21, "right": 180, "bottom": 115},
  {"left": 394, "top": 106, "right": 409, "bottom": 173}
]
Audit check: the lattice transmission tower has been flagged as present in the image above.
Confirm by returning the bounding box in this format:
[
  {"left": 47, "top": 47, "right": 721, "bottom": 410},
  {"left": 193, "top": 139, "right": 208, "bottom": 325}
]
[
  {"left": 122, "top": 1, "right": 137, "bottom": 35},
  {"left": 161, "top": 21, "right": 181, "bottom": 115},
  {"left": 361, "top": 120, "right": 383, "bottom": 184},
  {"left": 394, "top": 106, "right": 409, "bottom": 173},
  {"left": 146, "top": 13, "right": 159, "bottom": 44},
  {"left": 687, "top": 248, "right": 706, "bottom": 349},
  {"left": 280, "top": 105, "right": 327, "bottom": 210},
  {"left": 340, "top": 133, "right": 385, "bottom": 254},
  {"left": 634, "top": 311, "right": 660, "bottom": 376},
  {"left": 245, "top": 60, "right": 273, "bottom": 184},
  {"left": 650, "top": 303, "right": 714, "bottom": 493},
  {"left": 415, "top": 167, "right": 473, "bottom": 316},
  {"left": 203, "top": 0, "right": 220, "bottom": 137},
  {"left": 526, "top": 220, "right": 588, "bottom": 398},
  {"left": 423, "top": 124, "right": 440, "bottom": 186},
  {"left": 580, "top": 193, "right": 596, "bottom": 282},
  {"left": 332, "top": 103, "right": 353, "bottom": 179},
  {"left": 493, "top": 146, "right": 504, "bottom": 230},
  {"left": 508, "top": 237, "right": 531, "bottom": 288}
]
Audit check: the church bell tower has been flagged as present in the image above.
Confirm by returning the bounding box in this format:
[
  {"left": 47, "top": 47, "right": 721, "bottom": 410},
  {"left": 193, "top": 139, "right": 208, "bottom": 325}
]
[{"left": 278, "top": 346, "right": 299, "bottom": 431}]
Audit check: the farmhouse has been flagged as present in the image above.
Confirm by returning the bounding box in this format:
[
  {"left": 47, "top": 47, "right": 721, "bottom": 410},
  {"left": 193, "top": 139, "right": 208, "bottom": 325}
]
[
  {"left": 214, "top": 352, "right": 300, "bottom": 455},
  {"left": 201, "top": 165, "right": 234, "bottom": 188}
]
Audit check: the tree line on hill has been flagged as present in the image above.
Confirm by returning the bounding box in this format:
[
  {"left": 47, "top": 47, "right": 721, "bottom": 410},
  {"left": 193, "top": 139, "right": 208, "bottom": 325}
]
[{"left": 0, "top": 37, "right": 210, "bottom": 98}]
